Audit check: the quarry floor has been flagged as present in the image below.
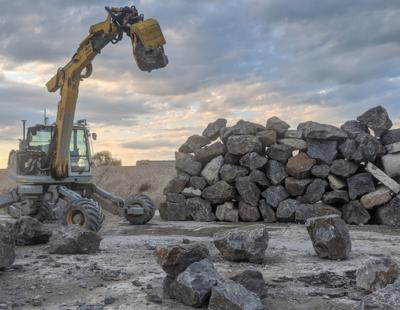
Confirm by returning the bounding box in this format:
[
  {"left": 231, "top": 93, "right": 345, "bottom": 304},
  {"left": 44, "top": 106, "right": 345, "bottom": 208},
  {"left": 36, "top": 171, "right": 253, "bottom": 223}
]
[{"left": 1, "top": 213, "right": 400, "bottom": 310}]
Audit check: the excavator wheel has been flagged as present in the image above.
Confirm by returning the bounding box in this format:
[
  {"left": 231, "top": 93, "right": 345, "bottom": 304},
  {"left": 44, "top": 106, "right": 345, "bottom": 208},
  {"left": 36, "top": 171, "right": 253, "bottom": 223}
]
[
  {"left": 124, "top": 194, "right": 155, "bottom": 225},
  {"left": 63, "top": 198, "right": 104, "bottom": 232},
  {"left": 33, "top": 202, "right": 52, "bottom": 222}
]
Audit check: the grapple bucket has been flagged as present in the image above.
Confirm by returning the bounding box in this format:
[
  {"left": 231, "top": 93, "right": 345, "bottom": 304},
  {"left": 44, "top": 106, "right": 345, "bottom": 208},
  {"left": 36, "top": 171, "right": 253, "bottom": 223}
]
[{"left": 131, "top": 18, "right": 168, "bottom": 72}]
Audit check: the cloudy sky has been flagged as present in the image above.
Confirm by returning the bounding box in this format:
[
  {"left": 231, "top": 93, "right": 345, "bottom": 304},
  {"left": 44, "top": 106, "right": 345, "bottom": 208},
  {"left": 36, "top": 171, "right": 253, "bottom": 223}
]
[{"left": 1, "top": 0, "right": 399, "bottom": 167}]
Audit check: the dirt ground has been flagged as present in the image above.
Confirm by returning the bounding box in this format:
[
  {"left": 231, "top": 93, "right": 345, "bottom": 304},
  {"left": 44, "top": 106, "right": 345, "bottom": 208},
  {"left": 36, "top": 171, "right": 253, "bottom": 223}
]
[{"left": 1, "top": 212, "right": 400, "bottom": 310}]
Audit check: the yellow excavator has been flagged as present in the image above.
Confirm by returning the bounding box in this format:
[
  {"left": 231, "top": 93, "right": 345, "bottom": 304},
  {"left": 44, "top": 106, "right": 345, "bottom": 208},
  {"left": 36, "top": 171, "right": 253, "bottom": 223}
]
[{"left": 0, "top": 5, "right": 168, "bottom": 232}]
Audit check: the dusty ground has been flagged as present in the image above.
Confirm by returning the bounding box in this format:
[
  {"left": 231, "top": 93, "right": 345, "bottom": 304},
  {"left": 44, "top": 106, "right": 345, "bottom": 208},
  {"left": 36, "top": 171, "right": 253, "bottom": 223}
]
[{"left": 1, "top": 212, "right": 400, "bottom": 310}]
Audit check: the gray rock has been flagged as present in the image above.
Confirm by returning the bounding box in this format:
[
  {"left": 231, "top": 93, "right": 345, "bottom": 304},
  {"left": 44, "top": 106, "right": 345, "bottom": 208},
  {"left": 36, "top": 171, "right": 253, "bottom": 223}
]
[
  {"left": 179, "top": 135, "right": 211, "bottom": 153},
  {"left": 175, "top": 152, "right": 202, "bottom": 176},
  {"left": 194, "top": 142, "right": 226, "bottom": 164},
  {"left": 266, "top": 143, "right": 293, "bottom": 163},
  {"left": 182, "top": 187, "right": 202, "bottom": 198},
  {"left": 328, "top": 174, "right": 347, "bottom": 190},
  {"left": 187, "top": 198, "right": 216, "bottom": 222},
  {"left": 203, "top": 118, "right": 227, "bottom": 140},
  {"left": 360, "top": 186, "right": 393, "bottom": 209},
  {"left": 266, "top": 116, "right": 290, "bottom": 135},
  {"left": 239, "top": 202, "right": 261, "bottom": 222},
  {"left": 284, "top": 130, "right": 303, "bottom": 139},
  {"left": 276, "top": 199, "right": 298, "bottom": 222},
  {"left": 230, "top": 270, "right": 268, "bottom": 299},
  {"left": 356, "top": 256, "right": 399, "bottom": 292},
  {"left": 163, "top": 276, "right": 176, "bottom": 299},
  {"left": 258, "top": 200, "right": 276, "bottom": 223},
  {"left": 160, "top": 198, "right": 192, "bottom": 221},
  {"left": 164, "top": 175, "right": 189, "bottom": 194},
  {"left": 265, "top": 160, "right": 288, "bottom": 185},
  {"left": 382, "top": 128, "right": 400, "bottom": 145},
  {"left": 236, "top": 177, "right": 260, "bottom": 207},
  {"left": 278, "top": 138, "right": 307, "bottom": 151},
  {"left": 223, "top": 152, "right": 241, "bottom": 165},
  {"left": 381, "top": 153, "right": 400, "bottom": 178},
  {"left": 213, "top": 226, "right": 269, "bottom": 263},
  {"left": 239, "top": 152, "right": 268, "bottom": 170},
  {"left": 49, "top": 226, "right": 102, "bottom": 255},
  {"left": 201, "top": 155, "right": 224, "bottom": 185},
  {"left": 226, "top": 135, "right": 262, "bottom": 156},
  {"left": 286, "top": 152, "right": 316, "bottom": 179},
  {"left": 348, "top": 173, "right": 375, "bottom": 200},
  {"left": 295, "top": 203, "right": 341, "bottom": 224},
  {"left": 322, "top": 190, "right": 349, "bottom": 205},
  {"left": 0, "top": 224, "right": 15, "bottom": 269},
  {"left": 202, "top": 181, "right": 236, "bottom": 204},
  {"left": 357, "top": 280, "right": 400, "bottom": 309},
  {"left": 220, "top": 164, "right": 249, "bottom": 183},
  {"left": 216, "top": 202, "right": 239, "bottom": 223},
  {"left": 13, "top": 216, "right": 52, "bottom": 245},
  {"left": 306, "top": 215, "right": 351, "bottom": 260},
  {"left": 298, "top": 121, "right": 348, "bottom": 141},
  {"left": 341, "top": 120, "right": 369, "bottom": 139},
  {"left": 249, "top": 170, "right": 270, "bottom": 187},
  {"left": 229, "top": 120, "right": 266, "bottom": 136},
  {"left": 307, "top": 139, "right": 338, "bottom": 165},
  {"left": 376, "top": 195, "right": 400, "bottom": 228},
  {"left": 174, "top": 259, "right": 222, "bottom": 307},
  {"left": 342, "top": 201, "right": 370, "bottom": 225},
  {"left": 155, "top": 243, "right": 211, "bottom": 277},
  {"left": 209, "top": 279, "right": 263, "bottom": 310},
  {"left": 256, "top": 130, "right": 277, "bottom": 148},
  {"left": 357, "top": 105, "right": 392, "bottom": 137},
  {"left": 339, "top": 139, "right": 364, "bottom": 162},
  {"left": 311, "top": 164, "right": 330, "bottom": 179},
  {"left": 285, "top": 177, "right": 313, "bottom": 196},
  {"left": 355, "top": 132, "right": 386, "bottom": 162},
  {"left": 165, "top": 192, "right": 184, "bottom": 203},
  {"left": 261, "top": 185, "right": 289, "bottom": 208},
  {"left": 190, "top": 176, "right": 208, "bottom": 190},
  {"left": 301, "top": 178, "right": 328, "bottom": 204},
  {"left": 330, "top": 159, "right": 358, "bottom": 178}
]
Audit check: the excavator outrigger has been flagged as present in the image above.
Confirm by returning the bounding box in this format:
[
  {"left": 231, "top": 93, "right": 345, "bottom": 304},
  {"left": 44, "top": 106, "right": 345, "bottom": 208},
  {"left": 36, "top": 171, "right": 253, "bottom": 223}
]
[{"left": 0, "top": 5, "right": 168, "bottom": 232}]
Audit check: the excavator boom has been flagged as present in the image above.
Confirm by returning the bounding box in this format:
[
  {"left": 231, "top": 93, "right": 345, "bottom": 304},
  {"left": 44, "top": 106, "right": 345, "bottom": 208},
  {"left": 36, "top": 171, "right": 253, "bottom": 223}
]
[{"left": 45, "top": 5, "right": 168, "bottom": 179}]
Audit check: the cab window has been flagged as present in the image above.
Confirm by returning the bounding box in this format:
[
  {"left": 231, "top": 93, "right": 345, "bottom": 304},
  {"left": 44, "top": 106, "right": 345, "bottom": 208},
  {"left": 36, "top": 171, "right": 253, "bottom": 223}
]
[{"left": 70, "top": 129, "right": 90, "bottom": 173}]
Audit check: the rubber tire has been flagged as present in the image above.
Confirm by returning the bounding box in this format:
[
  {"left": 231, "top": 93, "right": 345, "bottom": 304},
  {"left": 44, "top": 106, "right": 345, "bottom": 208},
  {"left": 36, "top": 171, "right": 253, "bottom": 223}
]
[
  {"left": 124, "top": 194, "right": 155, "bottom": 225},
  {"left": 33, "top": 202, "right": 52, "bottom": 222},
  {"left": 63, "top": 198, "right": 104, "bottom": 232}
]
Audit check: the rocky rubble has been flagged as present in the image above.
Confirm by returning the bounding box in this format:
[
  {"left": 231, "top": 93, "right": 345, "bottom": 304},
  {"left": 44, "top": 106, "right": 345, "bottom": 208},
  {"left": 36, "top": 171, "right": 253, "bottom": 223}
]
[{"left": 161, "top": 105, "right": 400, "bottom": 226}]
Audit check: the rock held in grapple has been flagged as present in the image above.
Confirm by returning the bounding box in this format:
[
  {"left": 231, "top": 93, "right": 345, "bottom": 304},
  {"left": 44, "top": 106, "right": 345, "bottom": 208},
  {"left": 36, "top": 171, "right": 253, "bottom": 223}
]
[
  {"left": 357, "top": 105, "right": 392, "bottom": 137},
  {"left": 306, "top": 215, "right": 351, "bottom": 260}
]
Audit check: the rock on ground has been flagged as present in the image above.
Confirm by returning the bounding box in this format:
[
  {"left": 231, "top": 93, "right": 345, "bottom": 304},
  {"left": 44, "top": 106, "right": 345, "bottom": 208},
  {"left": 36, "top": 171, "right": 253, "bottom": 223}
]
[
  {"left": 155, "top": 243, "right": 211, "bottom": 278},
  {"left": 357, "top": 280, "right": 400, "bottom": 310},
  {"left": 160, "top": 194, "right": 191, "bottom": 221},
  {"left": 186, "top": 197, "right": 216, "bottom": 222},
  {"left": 208, "top": 279, "right": 263, "bottom": 310},
  {"left": 213, "top": 226, "right": 269, "bottom": 263},
  {"left": 216, "top": 202, "right": 239, "bottom": 223},
  {"left": 230, "top": 269, "right": 268, "bottom": 299},
  {"left": 13, "top": 216, "right": 52, "bottom": 245},
  {"left": 306, "top": 215, "right": 351, "bottom": 260},
  {"left": 356, "top": 256, "right": 399, "bottom": 292},
  {"left": 295, "top": 203, "right": 341, "bottom": 224},
  {"left": 276, "top": 199, "right": 298, "bottom": 222},
  {"left": 342, "top": 201, "right": 371, "bottom": 225},
  {"left": 376, "top": 195, "right": 400, "bottom": 228},
  {"left": 357, "top": 105, "right": 392, "bottom": 138},
  {"left": 49, "top": 225, "right": 102, "bottom": 255},
  {"left": 202, "top": 181, "right": 236, "bottom": 204}
]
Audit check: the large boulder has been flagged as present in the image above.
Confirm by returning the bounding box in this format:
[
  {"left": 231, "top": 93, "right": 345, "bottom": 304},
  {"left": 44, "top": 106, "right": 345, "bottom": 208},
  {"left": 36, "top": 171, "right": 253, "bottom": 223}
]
[
  {"left": 230, "top": 270, "right": 268, "bottom": 299},
  {"left": 236, "top": 177, "right": 260, "bottom": 207},
  {"left": 298, "top": 121, "right": 348, "bottom": 140},
  {"left": 261, "top": 185, "right": 289, "bottom": 208},
  {"left": 307, "top": 139, "right": 338, "bottom": 165},
  {"left": 208, "top": 279, "right": 263, "bottom": 310},
  {"left": 256, "top": 130, "right": 277, "bottom": 148},
  {"left": 213, "top": 226, "right": 269, "bottom": 263},
  {"left": 301, "top": 178, "right": 328, "bottom": 204},
  {"left": 265, "top": 160, "right": 288, "bottom": 185},
  {"left": 382, "top": 128, "right": 400, "bottom": 145},
  {"left": 202, "top": 118, "right": 227, "bottom": 140},
  {"left": 201, "top": 155, "right": 224, "bottom": 185},
  {"left": 49, "top": 226, "right": 102, "bottom": 255},
  {"left": 155, "top": 243, "right": 211, "bottom": 277},
  {"left": 306, "top": 215, "right": 351, "bottom": 260},
  {"left": 164, "top": 175, "right": 189, "bottom": 194},
  {"left": 360, "top": 186, "right": 393, "bottom": 209},
  {"left": 239, "top": 152, "right": 268, "bottom": 170},
  {"left": 266, "top": 116, "right": 290, "bottom": 135},
  {"left": 258, "top": 200, "right": 276, "bottom": 223},
  {"left": 187, "top": 197, "right": 216, "bottom": 222},
  {"left": 266, "top": 143, "right": 293, "bottom": 163},
  {"left": 276, "top": 199, "right": 298, "bottom": 222},
  {"left": 339, "top": 139, "right": 364, "bottom": 162},
  {"left": 174, "top": 259, "right": 222, "bottom": 307},
  {"left": 202, "top": 181, "right": 236, "bottom": 204},
  {"left": 357, "top": 105, "right": 392, "bottom": 137},
  {"left": 13, "top": 216, "right": 52, "bottom": 245},
  {"left": 216, "top": 202, "right": 239, "bottom": 223},
  {"left": 179, "top": 135, "right": 211, "bottom": 153},
  {"left": 226, "top": 135, "right": 262, "bottom": 156},
  {"left": 348, "top": 173, "right": 375, "bottom": 200},
  {"left": 286, "top": 152, "right": 316, "bottom": 179},
  {"left": 219, "top": 164, "right": 249, "bottom": 183},
  {"left": 342, "top": 201, "right": 370, "bottom": 225},
  {"left": 229, "top": 120, "right": 266, "bottom": 136},
  {"left": 354, "top": 132, "right": 386, "bottom": 162},
  {"left": 357, "top": 280, "right": 400, "bottom": 309},
  {"left": 175, "top": 152, "right": 202, "bottom": 176},
  {"left": 376, "top": 195, "right": 400, "bottom": 228},
  {"left": 341, "top": 120, "right": 369, "bottom": 139},
  {"left": 356, "top": 256, "right": 399, "bottom": 292},
  {"left": 295, "top": 203, "right": 341, "bottom": 224},
  {"left": 0, "top": 224, "right": 15, "bottom": 269},
  {"left": 194, "top": 142, "right": 226, "bottom": 164},
  {"left": 330, "top": 159, "right": 358, "bottom": 178},
  {"left": 238, "top": 201, "right": 261, "bottom": 222},
  {"left": 285, "top": 177, "right": 313, "bottom": 197}
]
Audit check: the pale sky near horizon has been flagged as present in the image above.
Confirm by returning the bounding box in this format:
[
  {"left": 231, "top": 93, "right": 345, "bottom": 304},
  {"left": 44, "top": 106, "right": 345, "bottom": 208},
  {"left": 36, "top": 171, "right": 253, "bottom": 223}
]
[{"left": 0, "top": 0, "right": 399, "bottom": 168}]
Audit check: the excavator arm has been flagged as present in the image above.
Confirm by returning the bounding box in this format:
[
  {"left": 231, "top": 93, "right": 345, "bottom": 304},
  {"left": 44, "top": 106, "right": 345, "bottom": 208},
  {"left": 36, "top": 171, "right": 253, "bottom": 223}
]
[{"left": 45, "top": 5, "right": 168, "bottom": 179}]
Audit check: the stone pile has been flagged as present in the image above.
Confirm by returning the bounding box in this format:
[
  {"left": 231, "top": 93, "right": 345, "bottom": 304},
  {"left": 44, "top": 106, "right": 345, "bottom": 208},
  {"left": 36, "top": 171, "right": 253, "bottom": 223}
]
[{"left": 161, "top": 105, "right": 400, "bottom": 227}]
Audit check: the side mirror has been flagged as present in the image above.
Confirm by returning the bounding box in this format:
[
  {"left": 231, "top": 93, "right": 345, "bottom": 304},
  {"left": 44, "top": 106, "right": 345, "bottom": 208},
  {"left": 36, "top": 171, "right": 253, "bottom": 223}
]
[{"left": 92, "top": 133, "right": 97, "bottom": 141}]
